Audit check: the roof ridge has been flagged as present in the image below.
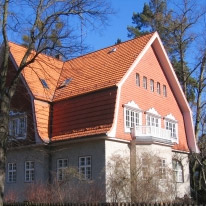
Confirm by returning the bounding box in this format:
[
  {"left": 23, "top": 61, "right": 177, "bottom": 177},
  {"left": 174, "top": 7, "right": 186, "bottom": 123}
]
[{"left": 65, "top": 32, "right": 155, "bottom": 63}]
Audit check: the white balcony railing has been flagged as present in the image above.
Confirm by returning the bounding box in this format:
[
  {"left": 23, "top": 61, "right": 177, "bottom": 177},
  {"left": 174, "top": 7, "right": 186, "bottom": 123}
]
[{"left": 133, "top": 126, "right": 172, "bottom": 141}]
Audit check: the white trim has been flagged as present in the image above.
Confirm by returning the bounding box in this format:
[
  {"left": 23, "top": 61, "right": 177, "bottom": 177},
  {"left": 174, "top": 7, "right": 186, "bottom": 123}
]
[
  {"left": 124, "top": 104, "right": 142, "bottom": 133},
  {"left": 146, "top": 108, "right": 161, "bottom": 117},
  {"left": 106, "top": 86, "right": 121, "bottom": 137},
  {"left": 124, "top": 100, "right": 141, "bottom": 111},
  {"left": 108, "top": 32, "right": 198, "bottom": 152},
  {"left": 164, "top": 113, "right": 178, "bottom": 122},
  {"left": 152, "top": 33, "right": 198, "bottom": 152},
  {"left": 107, "top": 33, "right": 157, "bottom": 138}
]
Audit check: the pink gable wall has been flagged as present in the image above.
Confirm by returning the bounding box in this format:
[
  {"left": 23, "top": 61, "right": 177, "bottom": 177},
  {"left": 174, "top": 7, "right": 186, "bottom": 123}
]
[{"left": 115, "top": 46, "right": 189, "bottom": 152}]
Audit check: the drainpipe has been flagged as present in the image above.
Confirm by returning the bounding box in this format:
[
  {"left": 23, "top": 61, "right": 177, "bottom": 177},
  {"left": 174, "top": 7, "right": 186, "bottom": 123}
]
[{"left": 130, "top": 128, "right": 137, "bottom": 203}]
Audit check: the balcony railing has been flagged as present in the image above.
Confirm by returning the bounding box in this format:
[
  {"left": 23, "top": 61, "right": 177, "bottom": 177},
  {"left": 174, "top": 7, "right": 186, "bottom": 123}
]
[{"left": 133, "top": 126, "right": 173, "bottom": 142}]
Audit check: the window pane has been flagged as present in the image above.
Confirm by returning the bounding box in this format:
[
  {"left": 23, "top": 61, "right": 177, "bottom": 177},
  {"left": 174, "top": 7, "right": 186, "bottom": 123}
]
[
  {"left": 131, "top": 111, "right": 134, "bottom": 128},
  {"left": 143, "top": 77, "right": 147, "bottom": 89},
  {"left": 79, "top": 156, "right": 91, "bottom": 180},
  {"left": 126, "top": 109, "right": 130, "bottom": 128},
  {"left": 163, "top": 85, "right": 167, "bottom": 97},
  {"left": 136, "top": 73, "right": 140, "bottom": 86},
  {"left": 150, "top": 79, "right": 154, "bottom": 92},
  {"left": 157, "top": 82, "right": 161, "bottom": 94}
]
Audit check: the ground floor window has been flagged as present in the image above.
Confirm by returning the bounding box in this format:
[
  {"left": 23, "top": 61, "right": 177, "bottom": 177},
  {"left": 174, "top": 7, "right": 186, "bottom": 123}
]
[
  {"left": 7, "top": 163, "right": 16, "bottom": 183},
  {"left": 173, "top": 160, "right": 183, "bottom": 182},
  {"left": 79, "top": 156, "right": 92, "bottom": 180},
  {"left": 25, "top": 161, "right": 34, "bottom": 182},
  {"left": 57, "top": 159, "right": 68, "bottom": 181},
  {"left": 158, "top": 159, "right": 166, "bottom": 179}
]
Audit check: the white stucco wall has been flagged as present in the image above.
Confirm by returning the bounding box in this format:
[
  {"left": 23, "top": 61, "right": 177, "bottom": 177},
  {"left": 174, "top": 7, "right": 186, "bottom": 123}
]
[
  {"left": 5, "top": 138, "right": 190, "bottom": 202},
  {"left": 5, "top": 146, "right": 49, "bottom": 202},
  {"left": 5, "top": 138, "right": 107, "bottom": 202}
]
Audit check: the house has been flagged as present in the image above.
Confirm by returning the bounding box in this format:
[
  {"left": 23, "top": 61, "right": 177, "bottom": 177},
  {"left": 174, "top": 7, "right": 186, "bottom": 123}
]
[{"left": 4, "top": 32, "right": 198, "bottom": 202}]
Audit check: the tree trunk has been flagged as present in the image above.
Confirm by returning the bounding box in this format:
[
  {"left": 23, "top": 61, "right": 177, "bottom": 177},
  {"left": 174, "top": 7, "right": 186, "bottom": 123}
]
[
  {"left": 0, "top": 93, "right": 11, "bottom": 205},
  {"left": 194, "top": 51, "right": 206, "bottom": 139}
]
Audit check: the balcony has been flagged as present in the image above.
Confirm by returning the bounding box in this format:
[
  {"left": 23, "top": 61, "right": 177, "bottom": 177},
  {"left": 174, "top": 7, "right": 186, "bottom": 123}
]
[{"left": 132, "top": 126, "right": 176, "bottom": 145}]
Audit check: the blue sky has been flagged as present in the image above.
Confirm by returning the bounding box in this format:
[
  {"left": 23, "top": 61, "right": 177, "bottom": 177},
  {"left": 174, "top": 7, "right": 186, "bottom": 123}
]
[{"left": 84, "top": 0, "right": 149, "bottom": 52}]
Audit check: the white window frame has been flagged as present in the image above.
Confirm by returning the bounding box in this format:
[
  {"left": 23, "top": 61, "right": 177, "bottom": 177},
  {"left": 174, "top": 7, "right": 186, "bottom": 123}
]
[
  {"left": 7, "top": 163, "right": 17, "bottom": 183},
  {"left": 79, "top": 156, "right": 92, "bottom": 180},
  {"left": 57, "top": 159, "right": 68, "bottom": 181},
  {"left": 163, "top": 85, "right": 167, "bottom": 97},
  {"left": 159, "top": 159, "right": 166, "bottom": 179},
  {"left": 164, "top": 114, "right": 178, "bottom": 142},
  {"left": 143, "top": 76, "right": 147, "bottom": 89},
  {"left": 9, "top": 112, "right": 27, "bottom": 139},
  {"left": 157, "top": 82, "right": 161, "bottom": 94},
  {"left": 136, "top": 73, "right": 140, "bottom": 87},
  {"left": 124, "top": 101, "right": 142, "bottom": 133},
  {"left": 150, "top": 79, "right": 154, "bottom": 92},
  {"left": 25, "top": 161, "right": 34, "bottom": 182},
  {"left": 146, "top": 108, "right": 161, "bottom": 128},
  {"left": 173, "top": 160, "right": 184, "bottom": 183}
]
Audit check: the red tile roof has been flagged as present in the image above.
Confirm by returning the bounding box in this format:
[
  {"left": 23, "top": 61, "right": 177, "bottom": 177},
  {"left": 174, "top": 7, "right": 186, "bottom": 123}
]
[
  {"left": 9, "top": 42, "right": 63, "bottom": 102},
  {"left": 54, "top": 33, "right": 154, "bottom": 101},
  {"left": 51, "top": 87, "right": 117, "bottom": 141}
]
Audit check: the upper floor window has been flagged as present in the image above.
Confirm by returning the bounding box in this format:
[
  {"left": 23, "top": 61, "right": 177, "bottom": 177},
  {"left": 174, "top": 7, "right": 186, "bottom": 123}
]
[
  {"left": 157, "top": 82, "right": 161, "bottom": 94},
  {"left": 136, "top": 73, "right": 140, "bottom": 87},
  {"left": 143, "top": 76, "right": 147, "bottom": 89},
  {"left": 163, "top": 85, "right": 167, "bottom": 97},
  {"left": 164, "top": 114, "right": 178, "bottom": 141},
  {"left": 124, "top": 101, "right": 142, "bottom": 132},
  {"left": 7, "top": 163, "right": 16, "bottom": 183},
  {"left": 57, "top": 159, "right": 68, "bottom": 181},
  {"left": 172, "top": 160, "right": 183, "bottom": 183},
  {"left": 150, "top": 79, "right": 154, "bottom": 92},
  {"left": 25, "top": 161, "right": 34, "bottom": 182},
  {"left": 146, "top": 108, "right": 161, "bottom": 128},
  {"left": 9, "top": 112, "right": 27, "bottom": 139},
  {"left": 79, "top": 156, "right": 92, "bottom": 180}
]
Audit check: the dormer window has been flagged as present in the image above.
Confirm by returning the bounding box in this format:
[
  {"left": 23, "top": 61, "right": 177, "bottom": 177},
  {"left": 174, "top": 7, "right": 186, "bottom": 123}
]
[
  {"left": 9, "top": 112, "right": 27, "bottom": 139},
  {"left": 124, "top": 101, "right": 142, "bottom": 133},
  {"left": 164, "top": 114, "right": 178, "bottom": 142}
]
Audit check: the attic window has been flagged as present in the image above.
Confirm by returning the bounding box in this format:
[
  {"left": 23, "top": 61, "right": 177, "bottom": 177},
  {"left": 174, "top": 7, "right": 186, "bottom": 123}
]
[
  {"left": 59, "top": 78, "right": 72, "bottom": 88},
  {"left": 40, "top": 79, "right": 49, "bottom": 89},
  {"left": 108, "top": 47, "right": 117, "bottom": 54}
]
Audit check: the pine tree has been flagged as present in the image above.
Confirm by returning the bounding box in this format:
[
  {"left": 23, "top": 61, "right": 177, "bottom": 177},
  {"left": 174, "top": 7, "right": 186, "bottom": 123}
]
[{"left": 127, "top": 0, "right": 199, "bottom": 102}]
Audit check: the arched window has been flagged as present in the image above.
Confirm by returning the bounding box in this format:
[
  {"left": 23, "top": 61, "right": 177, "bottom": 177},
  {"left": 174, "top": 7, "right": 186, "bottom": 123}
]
[{"left": 172, "top": 160, "right": 183, "bottom": 183}]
